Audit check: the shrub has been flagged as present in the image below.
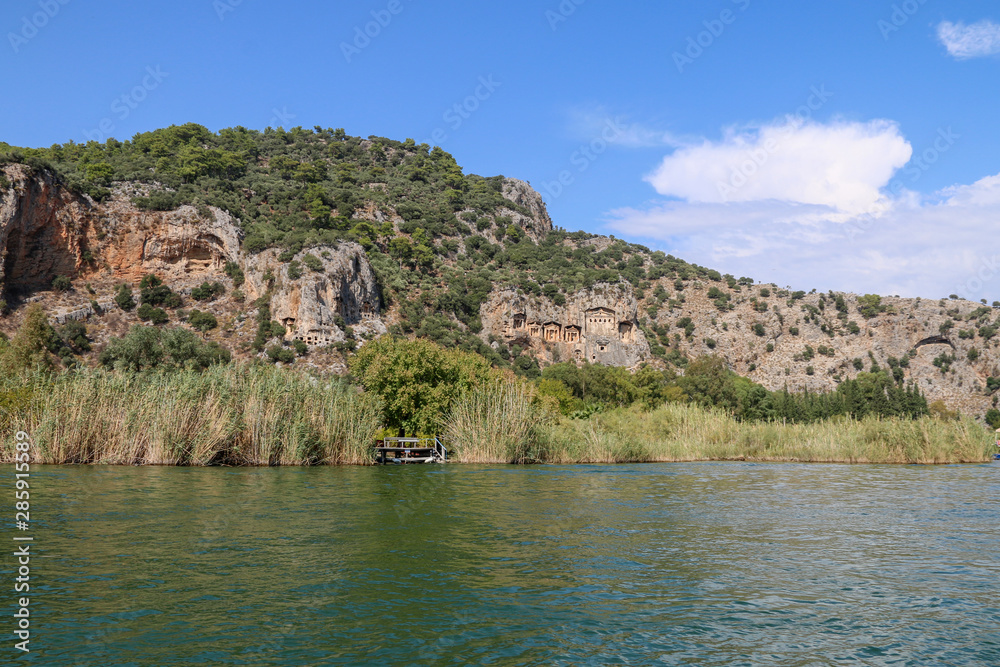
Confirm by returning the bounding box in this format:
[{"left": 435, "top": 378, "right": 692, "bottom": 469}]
[
  {"left": 752, "top": 323, "right": 765, "bottom": 337},
  {"left": 293, "top": 340, "right": 308, "bottom": 356},
  {"left": 99, "top": 325, "right": 230, "bottom": 371},
  {"left": 0, "top": 304, "right": 56, "bottom": 373},
  {"left": 266, "top": 345, "right": 295, "bottom": 363},
  {"left": 115, "top": 284, "right": 136, "bottom": 311},
  {"left": 789, "top": 327, "right": 799, "bottom": 336},
  {"left": 188, "top": 310, "right": 218, "bottom": 332},
  {"left": 52, "top": 275, "right": 72, "bottom": 292},
  {"left": 858, "top": 294, "right": 886, "bottom": 319},
  {"left": 137, "top": 303, "right": 168, "bottom": 324},
  {"left": 139, "top": 274, "right": 176, "bottom": 306},
  {"left": 224, "top": 261, "right": 245, "bottom": 287},
  {"left": 287, "top": 261, "right": 303, "bottom": 280},
  {"left": 302, "top": 254, "right": 324, "bottom": 272},
  {"left": 191, "top": 281, "right": 225, "bottom": 302},
  {"left": 968, "top": 347, "right": 980, "bottom": 362}
]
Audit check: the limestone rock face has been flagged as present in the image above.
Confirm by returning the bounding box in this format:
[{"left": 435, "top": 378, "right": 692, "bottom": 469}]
[
  {"left": 480, "top": 282, "right": 650, "bottom": 367},
  {"left": 501, "top": 177, "right": 553, "bottom": 242},
  {"left": 243, "top": 243, "right": 385, "bottom": 346},
  {"left": 0, "top": 165, "right": 239, "bottom": 294},
  {"left": 0, "top": 165, "right": 91, "bottom": 294}
]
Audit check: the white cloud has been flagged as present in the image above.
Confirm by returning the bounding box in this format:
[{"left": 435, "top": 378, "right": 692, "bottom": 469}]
[
  {"left": 937, "top": 20, "right": 1000, "bottom": 59},
  {"left": 606, "top": 176, "right": 1000, "bottom": 301},
  {"left": 644, "top": 118, "right": 912, "bottom": 214}
]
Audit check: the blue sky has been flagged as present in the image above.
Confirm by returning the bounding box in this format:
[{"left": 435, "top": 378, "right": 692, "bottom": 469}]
[{"left": 4, "top": 0, "right": 1000, "bottom": 299}]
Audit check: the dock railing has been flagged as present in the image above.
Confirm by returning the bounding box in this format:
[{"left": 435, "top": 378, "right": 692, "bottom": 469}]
[{"left": 375, "top": 436, "right": 448, "bottom": 464}]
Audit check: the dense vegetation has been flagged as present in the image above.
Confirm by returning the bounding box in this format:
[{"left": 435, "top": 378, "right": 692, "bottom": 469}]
[
  {"left": 0, "top": 124, "right": 732, "bottom": 367},
  {"left": 1, "top": 125, "right": 995, "bottom": 452}
]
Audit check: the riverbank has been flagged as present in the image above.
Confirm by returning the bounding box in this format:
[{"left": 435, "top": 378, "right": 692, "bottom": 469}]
[{"left": 1, "top": 366, "right": 993, "bottom": 465}]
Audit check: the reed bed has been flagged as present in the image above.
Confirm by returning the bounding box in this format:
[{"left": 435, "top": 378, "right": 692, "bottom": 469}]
[
  {"left": 0, "top": 365, "right": 383, "bottom": 466},
  {"left": 444, "top": 380, "right": 543, "bottom": 463},
  {"left": 0, "top": 369, "right": 993, "bottom": 466},
  {"left": 534, "top": 403, "right": 995, "bottom": 465}
]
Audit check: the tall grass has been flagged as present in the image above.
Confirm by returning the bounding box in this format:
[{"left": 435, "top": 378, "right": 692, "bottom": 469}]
[
  {"left": 0, "top": 369, "right": 992, "bottom": 466},
  {"left": 0, "top": 365, "right": 383, "bottom": 465},
  {"left": 444, "top": 380, "right": 544, "bottom": 463},
  {"left": 535, "top": 403, "right": 995, "bottom": 465}
]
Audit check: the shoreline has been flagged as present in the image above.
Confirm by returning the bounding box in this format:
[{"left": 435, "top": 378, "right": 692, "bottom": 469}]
[{"left": 3, "top": 365, "right": 995, "bottom": 467}]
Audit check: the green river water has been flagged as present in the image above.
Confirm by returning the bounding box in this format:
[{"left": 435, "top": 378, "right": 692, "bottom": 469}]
[{"left": 3, "top": 462, "right": 999, "bottom": 665}]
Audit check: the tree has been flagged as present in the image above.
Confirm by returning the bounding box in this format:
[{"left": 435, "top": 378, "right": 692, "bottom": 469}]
[
  {"left": 677, "top": 355, "right": 738, "bottom": 412},
  {"left": 115, "top": 284, "right": 136, "bottom": 311},
  {"left": 191, "top": 281, "right": 225, "bottom": 301},
  {"left": 137, "top": 303, "right": 168, "bottom": 324},
  {"left": 858, "top": 294, "right": 885, "bottom": 319},
  {"left": 349, "top": 336, "right": 497, "bottom": 435},
  {"left": 99, "top": 325, "right": 230, "bottom": 371},
  {"left": 140, "top": 274, "right": 177, "bottom": 307},
  {"left": 0, "top": 305, "right": 56, "bottom": 373}
]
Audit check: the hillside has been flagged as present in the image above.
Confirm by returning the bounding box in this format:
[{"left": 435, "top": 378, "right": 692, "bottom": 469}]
[{"left": 1, "top": 124, "right": 998, "bottom": 420}]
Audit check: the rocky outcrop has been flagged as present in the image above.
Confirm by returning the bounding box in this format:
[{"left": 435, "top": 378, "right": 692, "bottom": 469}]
[
  {"left": 0, "top": 165, "right": 239, "bottom": 296},
  {"left": 243, "top": 243, "right": 385, "bottom": 347},
  {"left": 501, "top": 177, "right": 553, "bottom": 241},
  {"left": 480, "top": 282, "right": 650, "bottom": 368},
  {"left": 0, "top": 165, "right": 91, "bottom": 295},
  {"left": 647, "top": 286, "right": 1000, "bottom": 418}
]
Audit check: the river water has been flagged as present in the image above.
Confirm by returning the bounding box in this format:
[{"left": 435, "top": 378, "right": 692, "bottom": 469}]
[{"left": 4, "top": 463, "right": 1000, "bottom": 665}]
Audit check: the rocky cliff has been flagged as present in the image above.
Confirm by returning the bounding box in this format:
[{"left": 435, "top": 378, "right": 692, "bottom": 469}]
[
  {"left": 2, "top": 160, "right": 999, "bottom": 420},
  {"left": 480, "top": 283, "right": 649, "bottom": 368}
]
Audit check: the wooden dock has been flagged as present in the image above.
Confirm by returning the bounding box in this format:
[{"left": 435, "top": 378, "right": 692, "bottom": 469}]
[{"left": 375, "top": 437, "right": 448, "bottom": 464}]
